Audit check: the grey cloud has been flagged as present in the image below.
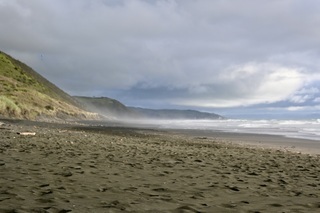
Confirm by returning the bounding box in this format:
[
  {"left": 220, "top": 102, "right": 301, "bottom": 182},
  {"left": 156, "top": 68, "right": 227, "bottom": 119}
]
[{"left": 1, "top": 0, "right": 320, "bottom": 113}]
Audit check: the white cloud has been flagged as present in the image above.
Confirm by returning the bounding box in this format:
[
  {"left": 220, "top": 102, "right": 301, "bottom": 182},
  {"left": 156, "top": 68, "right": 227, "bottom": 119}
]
[
  {"left": 286, "top": 105, "right": 320, "bottom": 112},
  {"left": 296, "top": 87, "right": 320, "bottom": 95},
  {"left": 286, "top": 106, "right": 305, "bottom": 112},
  {"left": 253, "top": 67, "right": 304, "bottom": 101},
  {"left": 173, "top": 63, "right": 306, "bottom": 107},
  {"left": 289, "top": 95, "right": 311, "bottom": 104},
  {"left": 288, "top": 85, "right": 320, "bottom": 104}
]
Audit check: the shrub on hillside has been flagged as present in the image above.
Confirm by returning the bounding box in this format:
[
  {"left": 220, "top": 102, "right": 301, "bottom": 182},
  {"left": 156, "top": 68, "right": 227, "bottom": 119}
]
[{"left": 0, "top": 95, "right": 21, "bottom": 117}]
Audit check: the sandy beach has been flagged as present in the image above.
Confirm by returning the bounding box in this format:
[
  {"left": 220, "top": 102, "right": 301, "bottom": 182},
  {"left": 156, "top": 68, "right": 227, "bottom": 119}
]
[{"left": 1, "top": 119, "right": 320, "bottom": 212}]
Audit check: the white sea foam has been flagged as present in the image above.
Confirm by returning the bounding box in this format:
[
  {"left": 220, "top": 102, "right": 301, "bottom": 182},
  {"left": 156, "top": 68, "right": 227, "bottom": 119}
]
[{"left": 145, "top": 119, "right": 320, "bottom": 141}]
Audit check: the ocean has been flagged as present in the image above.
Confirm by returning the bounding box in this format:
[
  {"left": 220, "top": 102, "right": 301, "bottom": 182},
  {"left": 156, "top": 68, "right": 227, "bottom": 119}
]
[{"left": 143, "top": 119, "right": 320, "bottom": 141}]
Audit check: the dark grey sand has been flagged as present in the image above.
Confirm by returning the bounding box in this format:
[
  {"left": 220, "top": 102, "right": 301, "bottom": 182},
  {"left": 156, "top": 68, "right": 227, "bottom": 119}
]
[{"left": 1, "top": 119, "right": 320, "bottom": 212}]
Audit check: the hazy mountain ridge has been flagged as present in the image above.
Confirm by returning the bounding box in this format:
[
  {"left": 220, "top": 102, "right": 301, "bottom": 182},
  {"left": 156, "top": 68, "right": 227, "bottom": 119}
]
[
  {"left": 0, "top": 51, "right": 97, "bottom": 120},
  {"left": 74, "top": 96, "right": 139, "bottom": 119},
  {"left": 74, "top": 96, "right": 224, "bottom": 120},
  {"left": 129, "top": 107, "right": 224, "bottom": 120}
]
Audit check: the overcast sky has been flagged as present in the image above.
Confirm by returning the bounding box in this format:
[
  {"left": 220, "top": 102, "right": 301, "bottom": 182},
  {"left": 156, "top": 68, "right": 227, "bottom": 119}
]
[{"left": 1, "top": 0, "right": 320, "bottom": 118}]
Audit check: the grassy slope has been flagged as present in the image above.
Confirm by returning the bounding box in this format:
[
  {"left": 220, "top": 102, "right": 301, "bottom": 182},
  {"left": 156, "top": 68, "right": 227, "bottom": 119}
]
[{"left": 0, "top": 51, "right": 97, "bottom": 120}]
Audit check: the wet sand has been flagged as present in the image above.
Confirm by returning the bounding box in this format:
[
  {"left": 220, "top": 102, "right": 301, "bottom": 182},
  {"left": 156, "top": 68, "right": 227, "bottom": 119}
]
[
  {"left": 1, "top": 120, "right": 320, "bottom": 212},
  {"left": 170, "top": 129, "right": 320, "bottom": 155}
]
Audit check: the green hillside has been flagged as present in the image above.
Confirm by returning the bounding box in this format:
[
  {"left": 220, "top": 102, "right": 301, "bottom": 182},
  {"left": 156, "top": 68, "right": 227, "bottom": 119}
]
[{"left": 0, "top": 51, "right": 97, "bottom": 120}]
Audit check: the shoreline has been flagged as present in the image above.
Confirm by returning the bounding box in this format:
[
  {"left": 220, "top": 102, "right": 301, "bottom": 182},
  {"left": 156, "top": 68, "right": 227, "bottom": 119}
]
[
  {"left": 2, "top": 118, "right": 320, "bottom": 155},
  {"left": 1, "top": 119, "right": 320, "bottom": 212},
  {"left": 165, "top": 128, "right": 320, "bottom": 155},
  {"left": 1, "top": 118, "right": 320, "bottom": 155}
]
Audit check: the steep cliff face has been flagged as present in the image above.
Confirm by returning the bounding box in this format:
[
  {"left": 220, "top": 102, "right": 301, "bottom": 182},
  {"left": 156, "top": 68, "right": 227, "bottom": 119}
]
[{"left": 0, "top": 51, "right": 97, "bottom": 120}]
